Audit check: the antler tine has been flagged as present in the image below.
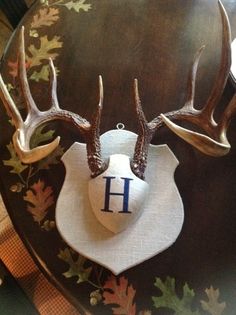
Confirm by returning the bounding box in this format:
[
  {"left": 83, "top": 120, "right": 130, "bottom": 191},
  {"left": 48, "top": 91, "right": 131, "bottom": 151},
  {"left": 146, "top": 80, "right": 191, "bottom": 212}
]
[
  {"left": 202, "top": 0, "right": 231, "bottom": 119},
  {"left": 87, "top": 75, "right": 107, "bottom": 177},
  {"left": 183, "top": 45, "right": 205, "bottom": 111},
  {"left": 49, "top": 58, "right": 60, "bottom": 110},
  {"left": 131, "top": 0, "right": 233, "bottom": 180},
  {"left": 0, "top": 27, "right": 109, "bottom": 174},
  {"left": 159, "top": 0, "right": 233, "bottom": 157},
  {"left": 131, "top": 79, "right": 153, "bottom": 179},
  {"left": 99, "top": 75, "right": 104, "bottom": 106},
  {"left": 145, "top": 45, "right": 206, "bottom": 132},
  {"left": 18, "top": 26, "right": 38, "bottom": 115},
  {"left": 218, "top": 93, "right": 236, "bottom": 143}
]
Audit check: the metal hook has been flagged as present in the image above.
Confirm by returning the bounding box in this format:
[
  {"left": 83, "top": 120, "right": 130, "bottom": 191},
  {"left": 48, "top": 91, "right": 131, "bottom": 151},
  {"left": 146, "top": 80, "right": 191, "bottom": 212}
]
[{"left": 116, "top": 123, "right": 125, "bottom": 130}]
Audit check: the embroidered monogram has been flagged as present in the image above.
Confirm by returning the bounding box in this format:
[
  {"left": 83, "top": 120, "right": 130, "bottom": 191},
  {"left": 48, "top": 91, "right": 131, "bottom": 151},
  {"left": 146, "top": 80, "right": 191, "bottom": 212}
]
[{"left": 101, "top": 176, "right": 133, "bottom": 214}]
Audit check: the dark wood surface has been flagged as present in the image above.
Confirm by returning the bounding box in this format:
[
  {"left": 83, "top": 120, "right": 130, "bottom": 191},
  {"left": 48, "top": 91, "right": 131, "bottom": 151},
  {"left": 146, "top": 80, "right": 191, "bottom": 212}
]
[{"left": 0, "top": 1, "right": 236, "bottom": 314}]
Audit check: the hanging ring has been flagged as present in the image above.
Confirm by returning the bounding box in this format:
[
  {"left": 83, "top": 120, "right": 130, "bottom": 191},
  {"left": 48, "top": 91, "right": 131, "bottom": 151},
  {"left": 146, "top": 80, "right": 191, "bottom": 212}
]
[{"left": 116, "top": 123, "right": 125, "bottom": 130}]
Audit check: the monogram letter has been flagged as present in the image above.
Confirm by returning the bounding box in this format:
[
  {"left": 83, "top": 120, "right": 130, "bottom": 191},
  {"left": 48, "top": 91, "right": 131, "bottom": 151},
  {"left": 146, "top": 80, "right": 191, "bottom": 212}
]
[{"left": 101, "top": 176, "right": 133, "bottom": 213}]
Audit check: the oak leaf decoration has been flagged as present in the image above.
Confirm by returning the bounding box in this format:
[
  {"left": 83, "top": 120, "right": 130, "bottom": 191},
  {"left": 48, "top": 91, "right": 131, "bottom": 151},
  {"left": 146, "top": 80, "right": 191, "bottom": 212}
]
[
  {"left": 24, "top": 179, "right": 54, "bottom": 223},
  {"left": 27, "top": 35, "right": 63, "bottom": 67},
  {"left": 30, "top": 126, "right": 64, "bottom": 169},
  {"left": 64, "top": 0, "right": 92, "bottom": 13},
  {"left": 200, "top": 286, "right": 226, "bottom": 315},
  {"left": 58, "top": 248, "right": 92, "bottom": 284},
  {"left": 30, "top": 125, "right": 55, "bottom": 148},
  {"left": 30, "top": 64, "right": 59, "bottom": 82},
  {"left": 30, "top": 64, "right": 50, "bottom": 82},
  {"left": 152, "top": 277, "right": 200, "bottom": 315},
  {"left": 3, "top": 142, "right": 28, "bottom": 174},
  {"left": 31, "top": 7, "right": 59, "bottom": 29},
  {"left": 103, "top": 275, "right": 136, "bottom": 315}
]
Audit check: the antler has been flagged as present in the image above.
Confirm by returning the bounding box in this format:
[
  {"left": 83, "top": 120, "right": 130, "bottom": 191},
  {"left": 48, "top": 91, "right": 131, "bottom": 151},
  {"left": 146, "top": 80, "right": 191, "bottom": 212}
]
[
  {"left": 0, "top": 27, "right": 107, "bottom": 177},
  {"left": 131, "top": 0, "right": 236, "bottom": 180}
]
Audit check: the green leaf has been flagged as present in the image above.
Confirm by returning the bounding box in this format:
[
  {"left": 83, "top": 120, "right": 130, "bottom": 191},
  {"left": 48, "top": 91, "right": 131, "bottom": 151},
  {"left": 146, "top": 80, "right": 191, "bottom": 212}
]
[
  {"left": 30, "top": 65, "right": 50, "bottom": 82},
  {"left": 152, "top": 277, "right": 200, "bottom": 315},
  {"left": 3, "top": 142, "right": 28, "bottom": 174},
  {"left": 30, "top": 125, "right": 55, "bottom": 148},
  {"left": 30, "top": 64, "right": 60, "bottom": 82},
  {"left": 64, "top": 0, "right": 92, "bottom": 13},
  {"left": 58, "top": 248, "right": 92, "bottom": 284},
  {"left": 200, "top": 286, "right": 226, "bottom": 315},
  {"left": 37, "top": 144, "right": 64, "bottom": 170}
]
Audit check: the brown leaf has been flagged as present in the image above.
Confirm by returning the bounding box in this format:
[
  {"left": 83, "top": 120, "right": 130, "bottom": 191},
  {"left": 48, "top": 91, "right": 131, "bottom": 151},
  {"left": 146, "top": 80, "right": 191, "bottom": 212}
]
[
  {"left": 24, "top": 179, "right": 54, "bottom": 223},
  {"left": 200, "top": 286, "right": 226, "bottom": 315},
  {"left": 31, "top": 7, "right": 59, "bottom": 29},
  {"left": 103, "top": 275, "right": 136, "bottom": 315},
  {"left": 8, "top": 59, "right": 31, "bottom": 78}
]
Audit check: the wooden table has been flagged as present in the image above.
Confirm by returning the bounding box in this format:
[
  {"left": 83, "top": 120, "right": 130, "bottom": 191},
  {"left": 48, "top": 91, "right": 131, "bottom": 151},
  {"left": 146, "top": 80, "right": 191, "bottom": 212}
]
[{"left": 0, "top": 0, "right": 236, "bottom": 314}]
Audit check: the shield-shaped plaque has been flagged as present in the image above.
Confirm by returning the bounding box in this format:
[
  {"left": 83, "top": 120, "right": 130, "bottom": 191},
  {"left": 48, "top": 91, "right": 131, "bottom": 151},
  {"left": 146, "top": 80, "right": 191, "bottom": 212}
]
[{"left": 56, "top": 129, "right": 184, "bottom": 275}]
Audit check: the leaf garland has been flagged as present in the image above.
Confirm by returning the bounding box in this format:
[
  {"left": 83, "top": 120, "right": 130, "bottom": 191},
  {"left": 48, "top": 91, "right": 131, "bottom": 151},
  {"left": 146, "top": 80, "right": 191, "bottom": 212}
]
[
  {"left": 3, "top": 142, "right": 28, "bottom": 174},
  {"left": 58, "top": 248, "right": 92, "bottom": 284},
  {"left": 24, "top": 179, "right": 54, "bottom": 223},
  {"left": 152, "top": 277, "right": 200, "bottom": 315},
  {"left": 31, "top": 7, "right": 59, "bottom": 29},
  {"left": 7, "top": 0, "right": 93, "bottom": 82},
  {"left": 64, "top": 0, "right": 92, "bottom": 13},
  {"left": 7, "top": 35, "right": 62, "bottom": 80},
  {"left": 201, "top": 286, "right": 226, "bottom": 315},
  {"left": 103, "top": 275, "right": 136, "bottom": 315}
]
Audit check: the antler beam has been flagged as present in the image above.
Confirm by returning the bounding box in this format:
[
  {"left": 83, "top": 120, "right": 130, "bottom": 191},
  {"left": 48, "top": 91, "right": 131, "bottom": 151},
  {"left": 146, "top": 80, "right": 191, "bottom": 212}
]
[
  {"left": 159, "top": 0, "right": 235, "bottom": 156},
  {"left": 131, "top": 0, "right": 236, "bottom": 179},
  {"left": 0, "top": 27, "right": 107, "bottom": 177}
]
